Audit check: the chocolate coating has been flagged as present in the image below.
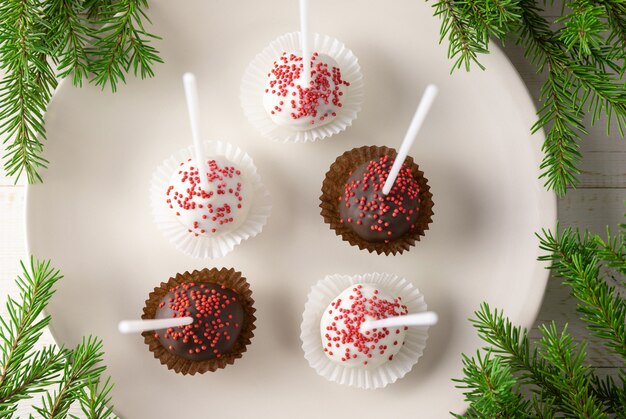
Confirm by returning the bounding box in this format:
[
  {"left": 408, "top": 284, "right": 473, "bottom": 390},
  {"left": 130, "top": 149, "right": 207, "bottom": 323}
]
[
  {"left": 154, "top": 282, "right": 244, "bottom": 361},
  {"left": 339, "top": 156, "right": 420, "bottom": 242}
]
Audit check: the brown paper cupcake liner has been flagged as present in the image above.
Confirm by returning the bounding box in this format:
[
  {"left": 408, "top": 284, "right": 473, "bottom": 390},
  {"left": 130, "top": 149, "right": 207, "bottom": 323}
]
[
  {"left": 320, "top": 146, "right": 434, "bottom": 255},
  {"left": 142, "top": 268, "right": 256, "bottom": 375}
]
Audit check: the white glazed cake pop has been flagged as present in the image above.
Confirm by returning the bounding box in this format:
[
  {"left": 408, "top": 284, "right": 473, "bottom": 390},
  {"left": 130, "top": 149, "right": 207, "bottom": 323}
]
[
  {"left": 320, "top": 283, "right": 408, "bottom": 369},
  {"left": 166, "top": 156, "right": 251, "bottom": 236},
  {"left": 262, "top": 52, "right": 349, "bottom": 131}
]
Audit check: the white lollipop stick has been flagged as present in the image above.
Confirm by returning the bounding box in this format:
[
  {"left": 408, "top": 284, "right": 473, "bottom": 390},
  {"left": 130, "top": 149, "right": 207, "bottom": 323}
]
[
  {"left": 359, "top": 311, "right": 439, "bottom": 332},
  {"left": 182, "top": 72, "right": 209, "bottom": 192},
  {"left": 382, "top": 84, "right": 438, "bottom": 195},
  {"left": 299, "top": 0, "right": 310, "bottom": 86},
  {"left": 118, "top": 317, "right": 194, "bottom": 334}
]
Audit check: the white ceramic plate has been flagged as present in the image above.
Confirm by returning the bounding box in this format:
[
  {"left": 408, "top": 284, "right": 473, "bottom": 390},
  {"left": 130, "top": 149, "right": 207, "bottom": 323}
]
[{"left": 26, "top": 0, "right": 555, "bottom": 417}]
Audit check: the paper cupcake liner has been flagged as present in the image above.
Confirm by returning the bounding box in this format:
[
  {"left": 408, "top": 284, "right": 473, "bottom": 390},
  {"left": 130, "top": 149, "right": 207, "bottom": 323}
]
[
  {"left": 300, "top": 272, "right": 429, "bottom": 389},
  {"left": 150, "top": 140, "right": 271, "bottom": 259},
  {"left": 320, "top": 146, "right": 434, "bottom": 255},
  {"left": 240, "top": 32, "right": 364, "bottom": 143},
  {"left": 142, "top": 268, "right": 256, "bottom": 375}
]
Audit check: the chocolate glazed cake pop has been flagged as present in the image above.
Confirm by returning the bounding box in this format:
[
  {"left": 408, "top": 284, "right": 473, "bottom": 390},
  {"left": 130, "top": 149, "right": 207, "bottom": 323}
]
[
  {"left": 154, "top": 282, "right": 244, "bottom": 361},
  {"left": 142, "top": 268, "right": 256, "bottom": 375},
  {"left": 320, "top": 145, "right": 434, "bottom": 255},
  {"left": 339, "top": 155, "right": 420, "bottom": 243}
]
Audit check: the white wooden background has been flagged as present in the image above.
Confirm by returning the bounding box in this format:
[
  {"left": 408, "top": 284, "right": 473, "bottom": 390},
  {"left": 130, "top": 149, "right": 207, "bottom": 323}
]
[{"left": 1, "top": 7, "right": 625, "bottom": 417}]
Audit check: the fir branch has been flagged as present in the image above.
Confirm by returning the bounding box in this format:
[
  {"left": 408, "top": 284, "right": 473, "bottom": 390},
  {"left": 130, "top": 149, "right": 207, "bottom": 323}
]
[
  {"left": 519, "top": 3, "right": 626, "bottom": 191},
  {"left": 538, "top": 227, "right": 626, "bottom": 360},
  {"left": 517, "top": 1, "right": 586, "bottom": 195},
  {"left": 592, "top": 0, "right": 626, "bottom": 73},
  {"left": 568, "top": 63, "right": 626, "bottom": 135},
  {"left": 0, "top": 0, "right": 55, "bottom": 183},
  {"left": 89, "top": 0, "right": 163, "bottom": 92},
  {"left": 73, "top": 376, "right": 114, "bottom": 419},
  {"left": 0, "top": 0, "right": 162, "bottom": 183},
  {"left": 0, "top": 345, "right": 67, "bottom": 412},
  {"left": 590, "top": 373, "right": 626, "bottom": 416},
  {"left": 432, "top": 0, "right": 626, "bottom": 195},
  {"left": 535, "top": 65, "right": 584, "bottom": 195},
  {"left": 594, "top": 226, "right": 626, "bottom": 276},
  {"left": 0, "top": 259, "right": 114, "bottom": 417},
  {"left": 456, "top": 216, "right": 626, "bottom": 416},
  {"left": 468, "top": 0, "right": 524, "bottom": 41},
  {"left": 558, "top": 1, "right": 608, "bottom": 61},
  {"left": 536, "top": 323, "right": 606, "bottom": 418},
  {"left": 0, "top": 258, "right": 61, "bottom": 396},
  {"left": 44, "top": 0, "right": 91, "bottom": 87},
  {"left": 462, "top": 303, "right": 623, "bottom": 416},
  {"left": 433, "top": 0, "right": 489, "bottom": 71},
  {"left": 33, "top": 336, "right": 109, "bottom": 419},
  {"left": 469, "top": 303, "right": 569, "bottom": 406},
  {"left": 453, "top": 350, "right": 531, "bottom": 418}
]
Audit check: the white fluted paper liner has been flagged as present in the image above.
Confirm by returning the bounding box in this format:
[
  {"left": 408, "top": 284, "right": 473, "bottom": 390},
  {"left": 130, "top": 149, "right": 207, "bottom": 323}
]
[
  {"left": 300, "top": 273, "right": 429, "bottom": 389},
  {"left": 150, "top": 141, "right": 271, "bottom": 259},
  {"left": 240, "top": 32, "right": 364, "bottom": 143}
]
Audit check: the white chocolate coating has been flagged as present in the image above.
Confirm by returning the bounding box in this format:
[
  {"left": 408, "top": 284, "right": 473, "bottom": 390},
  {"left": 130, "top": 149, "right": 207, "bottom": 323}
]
[
  {"left": 262, "top": 52, "right": 349, "bottom": 131},
  {"left": 166, "top": 157, "right": 251, "bottom": 236},
  {"left": 320, "top": 283, "right": 408, "bottom": 369}
]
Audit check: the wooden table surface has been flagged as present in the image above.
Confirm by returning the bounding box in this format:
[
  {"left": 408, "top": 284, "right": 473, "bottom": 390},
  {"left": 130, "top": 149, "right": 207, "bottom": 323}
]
[{"left": 1, "top": 8, "right": 625, "bottom": 416}]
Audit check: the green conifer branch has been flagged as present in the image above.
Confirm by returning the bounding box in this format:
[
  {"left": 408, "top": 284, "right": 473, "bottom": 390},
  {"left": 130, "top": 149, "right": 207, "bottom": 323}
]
[
  {"left": 90, "top": 0, "right": 163, "bottom": 92},
  {"left": 433, "top": 0, "right": 489, "bottom": 71},
  {"left": 592, "top": 0, "right": 626, "bottom": 72},
  {"left": 435, "top": 0, "right": 626, "bottom": 195},
  {"left": 537, "top": 323, "right": 606, "bottom": 417},
  {"left": 457, "top": 304, "right": 622, "bottom": 416},
  {"left": 0, "top": 259, "right": 114, "bottom": 418},
  {"left": 34, "top": 337, "right": 107, "bottom": 418},
  {"left": 0, "top": 346, "right": 66, "bottom": 412},
  {"left": 452, "top": 351, "right": 531, "bottom": 417},
  {"left": 538, "top": 227, "right": 626, "bottom": 360},
  {"left": 0, "top": 0, "right": 162, "bottom": 183},
  {"left": 457, "top": 215, "right": 626, "bottom": 417},
  {"left": 0, "top": 258, "right": 61, "bottom": 392},
  {"left": 591, "top": 373, "right": 626, "bottom": 415},
  {"left": 469, "top": 303, "right": 573, "bottom": 408},
  {"left": 0, "top": 0, "right": 54, "bottom": 183},
  {"left": 44, "top": 0, "right": 91, "bottom": 87},
  {"left": 74, "top": 376, "right": 114, "bottom": 419}
]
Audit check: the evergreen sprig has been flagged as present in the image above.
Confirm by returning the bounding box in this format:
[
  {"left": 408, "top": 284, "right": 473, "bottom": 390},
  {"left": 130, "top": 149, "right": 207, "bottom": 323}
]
[
  {"left": 539, "top": 225, "right": 626, "bottom": 359},
  {"left": 90, "top": 0, "right": 161, "bottom": 92},
  {"left": 0, "top": 0, "right": 162, "bottom": 183},
  {"left": 32, "top": 337, "right": 108, "bottom": 418},
  {"left": 454, "top": 214, "right": 626, "bottom": 417},
  {"left": 0, "top": 258, "right": 113, "bottom": 418},
  {"left": 453, "top": 351, "right": 531, "bottom": 418},
  {"left": 0, "top": 258, "right": 62, "bottom": 398},
  {"left": 433, "top": 0, "right": 626, "bottom": 196},
  {"left": 74, "top": 376, "right": 114, "bottom": 419}
]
